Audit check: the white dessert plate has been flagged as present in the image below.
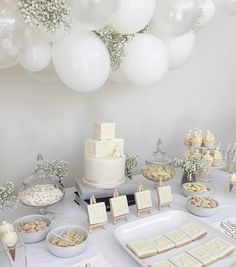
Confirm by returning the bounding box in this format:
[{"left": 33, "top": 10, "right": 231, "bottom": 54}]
[{"left": 114, "top": 210, "right": 236, "bottom": 267}]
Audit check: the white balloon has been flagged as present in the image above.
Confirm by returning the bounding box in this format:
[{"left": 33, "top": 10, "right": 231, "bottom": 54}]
[
  {"left": 111, "top": 0, "right": 156, "bottom": 35},
  {"left": 52, "top": 30, "right": 110, "bottom": 93},
  {"left": 219, "top": 0, "right": 236, "bottom": 16},
  {"left": 0, "top": 3, "right": 25, "bottom": 69},
  {"left": 193, "top": 0, "right": 215, "bottom": 32},
  {"left": 160, "top": 31, "right": 196, "bottom": 70},
  {"left": 152, "top": 0, "right": 199, "bottom": 37},
  {"left": 109, "top": 69, "right": 128, "bottom": 83},
  {"left": 19, "top": 30, "right": 51, "bottom": 72},
  {"left": 68, "top": 0, "right": 121, "bottom": 31},
  {"left": 121, "top": 34, "right": 169, "bottom": 86}
]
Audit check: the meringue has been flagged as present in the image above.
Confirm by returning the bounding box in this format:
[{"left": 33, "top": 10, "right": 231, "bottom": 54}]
[
  {"left": 2, "top": 231, "right": 18, "bottom": 247},
  {"left": 0, "top": 221, "right": 14, "bottom": 237}
]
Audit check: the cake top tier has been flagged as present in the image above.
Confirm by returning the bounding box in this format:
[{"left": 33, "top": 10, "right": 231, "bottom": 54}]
[{"left": 93, "top": 122, "right": 116, "bottom": 140}]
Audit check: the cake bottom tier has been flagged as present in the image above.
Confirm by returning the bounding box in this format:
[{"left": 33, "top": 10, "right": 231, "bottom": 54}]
[{"left": 83, "top": 155, "right": 126, "bottom": 189}]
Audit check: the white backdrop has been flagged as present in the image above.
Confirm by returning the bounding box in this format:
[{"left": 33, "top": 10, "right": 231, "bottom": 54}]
[{"left": 0, "top": 11, "right": 236, "bottom": 188}]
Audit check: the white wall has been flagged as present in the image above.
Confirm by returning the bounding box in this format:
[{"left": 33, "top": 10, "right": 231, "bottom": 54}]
[{"left": 0, "top": 11, "right": 236, "bottom": 188}]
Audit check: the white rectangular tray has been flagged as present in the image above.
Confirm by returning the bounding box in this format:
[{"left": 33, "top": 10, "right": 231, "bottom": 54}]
[{"left": 114, "top": 210, "right": 236, "bottom": 267}]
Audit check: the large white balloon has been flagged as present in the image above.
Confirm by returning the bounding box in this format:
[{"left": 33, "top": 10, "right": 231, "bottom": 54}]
[
  {"left": 52, "top": 30, "right": 110, "bottom": 93},
  {"left": 111, "top": 0, "right": 156, "bottom": 35},
  {"left": 219, "top": 0, "right": 236, "bottom": 16},
  {"left": 160, "top": 31, "right": 196, "bottom": 70},
  {"left": 68, "top": 0, "right": 120, "bottom": 31},
  {"left": 152, "top": 0, "right": 199, "bottom": 37},
  {"left": 193, "top": 0, "right": 215, "bottom": 32},
  {"left": 19, "top": 30, "right": 51, "bottom": 72},
  {"left": 0, "top": 3, "right": 25, "bottom": 69},
  {"left": 121, "top": 34, "right": 169, "bottom": 86}
]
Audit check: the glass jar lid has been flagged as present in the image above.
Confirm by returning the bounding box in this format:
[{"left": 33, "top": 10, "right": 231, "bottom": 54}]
[{"left": 145, "top": 139, "right": 172, "bottom": 165}]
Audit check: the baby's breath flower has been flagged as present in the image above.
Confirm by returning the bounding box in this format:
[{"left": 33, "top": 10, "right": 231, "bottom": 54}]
[
  {"left": 0, "top": 182, "right": 18, "bottom": 210},
  {"left": 17, "top": 0, "right": 72, "bottom": 32}
]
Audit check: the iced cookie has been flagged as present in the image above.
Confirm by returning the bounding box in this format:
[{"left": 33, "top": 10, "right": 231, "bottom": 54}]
[
  {"left": 181, "top": 223, "right": 207, "bottom": 241},
  {"left": 126, "top": 240, "right": 157, "bottom": 259},
  {"left": 164, "top": 229, "right": 192, "bottom": 248},
  {"left": 187, "top": 246, "right": 218, "bottom": 266},
  {"left": 149, "top": 235, "right": 175, "bottom": 253},
  {"left": 205, "top": 238, "right": 235, "bottom": 259},
  {"left": 169, "top": 253, "right": 202, "bottom": 267}
]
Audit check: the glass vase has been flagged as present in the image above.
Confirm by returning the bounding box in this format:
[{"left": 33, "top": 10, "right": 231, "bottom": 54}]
[{"left": 181, "top": 171, "right": 196, "bottom": 185}]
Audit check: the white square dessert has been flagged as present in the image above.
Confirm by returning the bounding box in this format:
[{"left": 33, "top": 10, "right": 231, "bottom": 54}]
[
  {"left": 85, "top": 139, "right": 109, "bottom": 158},
  {"left": 187, "top": 246, "right": 218, "bottom": 266},
  {"left": 110, "top": 195, "right": 129, "bottom": 218},
  {"left": 164, "top": 229, "right": 192, "bottom": 248},
  {"left": 149, "top": 235, "right": 175, "bottom": 253},
  {"left": 149, "top": 260, "right": 176, "bottom": 267},
  {"left": 181, "top": 223, "right": 207, "bottom": 241},
  {"left": 93, "top": 122, "right": 115, "bottom": 140},
  {"left": 205, "top": 238, "right": 235, "bottom": 259},
  {"left": 87, "top": 202, "right": 107, "bottom": 225},
  {"left": 126, "top": 240, "right": 157, "bottom": 259},
  {"left": 135, "top": 190, "right": 152, "bottom": 211},
  {"left": 169, "top": 253, "right": 203, "bottom": 267}
]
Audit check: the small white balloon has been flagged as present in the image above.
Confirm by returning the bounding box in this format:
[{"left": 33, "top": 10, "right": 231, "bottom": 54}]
[
  {"left": 68, "top": 0, "right": 121, "bottom": 31},
  {"left": 152, "top": 0, "right": 199, "bottom": 37},
  {"left": 121, "top": 34, "right": 169, "bottom": 86},
  {"left": 52, "top": 30, "right": 110, "bottom": 92},
  {"left": 160, "top": 31, "right": 196, "bottom": 70},
  {"left": 111, "top": 0, "right": 156, "bottom": 35},
  {"left": 109, "top": 69, "right": 129, "bottom": 83},
  {"left": 219, "top": 0, "right": 236, "bottom": 16},
  {"left": 19, "top": 30, "right": 51, "bottom": 72},
  {"left": 193, "top": 0, "right": 215, "bottom": 32}
]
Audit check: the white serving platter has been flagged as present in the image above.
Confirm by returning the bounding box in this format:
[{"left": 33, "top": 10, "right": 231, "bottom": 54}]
[{"left": 114, "top": 210, "right": 236, "bottom": 267}]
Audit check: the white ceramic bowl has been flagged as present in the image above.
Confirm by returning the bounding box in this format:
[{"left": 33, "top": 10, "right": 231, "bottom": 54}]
[
  {"left": 46, "top": 225, "right": 88, "bottom": 258},
  {"left": 182, "top": 183, "right": 210, "bottom": 197},
  {"left": 14, "top": 214, "right": 51, "bottom": 244},
  {"left": 186, "top": 197, "right": 220, "bottom": 217}
]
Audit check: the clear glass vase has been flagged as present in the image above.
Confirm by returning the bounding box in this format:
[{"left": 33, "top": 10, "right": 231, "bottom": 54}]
[{"left": 181, "top": 172, "right": 196, "bottom": 185}]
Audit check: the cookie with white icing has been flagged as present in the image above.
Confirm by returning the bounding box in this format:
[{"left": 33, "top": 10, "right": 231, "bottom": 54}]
[{"left": 126, "top": 240, "right": 157, "bottom": 259}]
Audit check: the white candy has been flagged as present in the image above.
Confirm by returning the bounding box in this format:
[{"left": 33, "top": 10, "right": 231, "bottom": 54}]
[{"left": 19, "top": 185, "right": 63, "bottom": 206}]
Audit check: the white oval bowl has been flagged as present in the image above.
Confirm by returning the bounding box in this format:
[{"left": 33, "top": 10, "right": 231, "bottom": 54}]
[
  {"left": 186, "top": 197, "right": 220, "bottom": 217},
  {"left": 182, "top": 183, "right": 210, "bottom": 197},
  {"left": 14, "top": 214, "right": 51, "bottom": 244},
  {"left": 46, "top": 225, "right": 88, "bottom": 258}
]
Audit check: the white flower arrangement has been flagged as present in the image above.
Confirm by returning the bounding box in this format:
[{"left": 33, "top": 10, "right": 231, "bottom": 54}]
[
  {"left": 175, "top": 150, "right": 208, "bottom": 175},
  {"left": 17, "top": 0, "right": 72, "bottom": 32},
  {"left": 35, "top": 159, "right": 69, "bottom": 187},
  {"left": 0, "top": 182, "right": 18, "bottom": 210}
]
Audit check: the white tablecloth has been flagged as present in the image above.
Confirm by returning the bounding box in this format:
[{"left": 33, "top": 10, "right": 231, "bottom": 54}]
[{"left": 1, "top": 169, "right": 236, "bottom": 267}]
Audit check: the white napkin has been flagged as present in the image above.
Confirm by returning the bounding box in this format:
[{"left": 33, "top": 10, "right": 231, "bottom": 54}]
[{"left": 69, "top": 254, "right": 111, "bottom": 267}]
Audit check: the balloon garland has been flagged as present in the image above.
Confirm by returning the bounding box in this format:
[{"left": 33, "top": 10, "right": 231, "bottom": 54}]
[{"left": 0, "top": 0, "right": 235, "bottom": 92}]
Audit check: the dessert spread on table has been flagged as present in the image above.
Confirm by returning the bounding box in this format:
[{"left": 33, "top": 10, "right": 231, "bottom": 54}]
[{"left": 1, "top": 124, "right": 235, "bottom": 267}]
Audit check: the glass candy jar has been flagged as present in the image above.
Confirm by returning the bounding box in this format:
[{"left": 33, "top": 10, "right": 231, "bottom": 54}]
[
  {"left": 18, "top": 155, "right": 65, "bottom": 218},
  {"left": 142, "top": 139, "right": 176, "bottom": 187}
]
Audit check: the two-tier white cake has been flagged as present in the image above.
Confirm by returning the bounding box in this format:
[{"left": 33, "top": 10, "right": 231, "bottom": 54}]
[{"left": 83, "top": 122, "right": 126, "bottom": 189}]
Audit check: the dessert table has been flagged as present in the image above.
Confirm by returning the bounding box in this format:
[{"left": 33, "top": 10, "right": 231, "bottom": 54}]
[{"left": 1, "top": 169, "right": 235, "bottom": 267}]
